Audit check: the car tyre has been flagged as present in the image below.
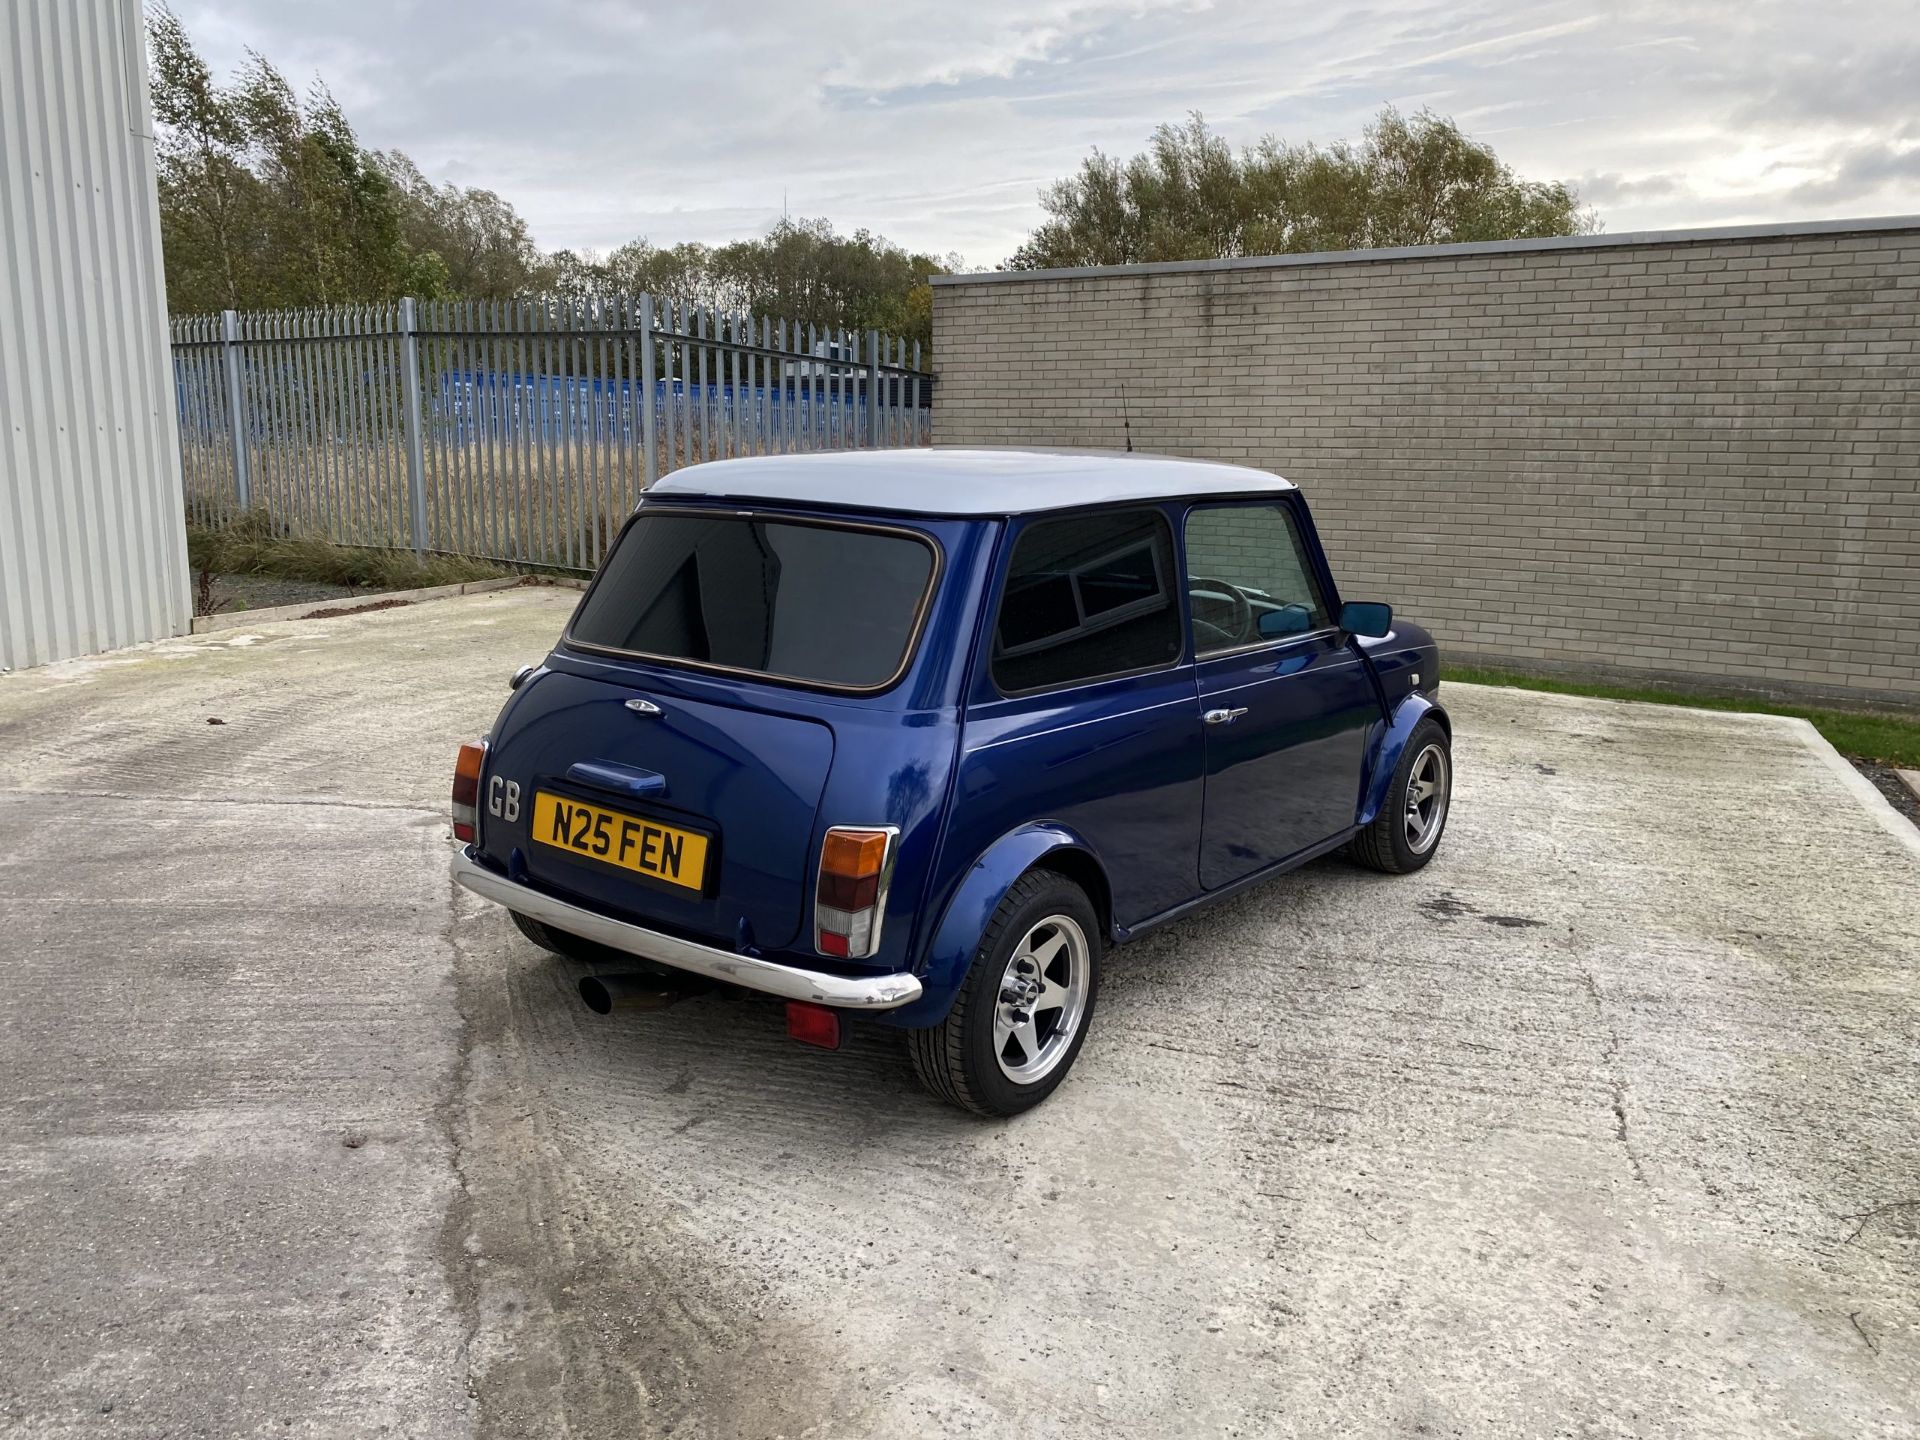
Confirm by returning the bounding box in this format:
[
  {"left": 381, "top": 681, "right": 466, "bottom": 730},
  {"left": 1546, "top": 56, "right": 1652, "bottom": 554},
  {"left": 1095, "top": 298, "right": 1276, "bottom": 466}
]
[
  {"left": 1346, "top": 716, "right": 1452, "bottom": 874},
  {"left": 509, "top": 910, "right": 641, "bottom": 969},
  {"left": 907, "top": 870, "right": 1101, "bottom": 1117}
]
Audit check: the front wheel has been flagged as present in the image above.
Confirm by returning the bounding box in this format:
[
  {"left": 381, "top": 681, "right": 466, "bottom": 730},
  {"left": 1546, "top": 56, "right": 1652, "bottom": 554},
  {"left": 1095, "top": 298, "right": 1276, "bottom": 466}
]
[
  {"left": 907, "top": 871, "right": 1101, "bottom": 1116},
  {"left": 1345, "top": 717, "right": 1452, "bottom": 874}
]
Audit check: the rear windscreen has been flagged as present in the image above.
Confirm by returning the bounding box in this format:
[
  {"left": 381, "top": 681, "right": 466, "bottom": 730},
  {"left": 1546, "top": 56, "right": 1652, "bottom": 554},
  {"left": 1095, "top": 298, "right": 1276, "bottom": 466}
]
[{"left": 567, "top": 511, "right": 938, "bottom": 689}]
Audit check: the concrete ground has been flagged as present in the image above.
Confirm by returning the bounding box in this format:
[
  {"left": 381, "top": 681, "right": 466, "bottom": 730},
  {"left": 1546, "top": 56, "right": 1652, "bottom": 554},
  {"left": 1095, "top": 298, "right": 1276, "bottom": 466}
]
[{"left": 0, "top": 588, "right": 1915, "bottom": 1439}]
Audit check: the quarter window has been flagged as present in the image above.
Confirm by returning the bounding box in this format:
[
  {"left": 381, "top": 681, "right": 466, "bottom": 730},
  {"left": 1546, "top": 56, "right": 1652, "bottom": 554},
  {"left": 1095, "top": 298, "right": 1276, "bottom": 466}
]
[
  {"left": 1183, "top": 502, "right": 1329, "bottom": 655},
  {"left": 991, "top": 509, "right": 1183, "bottom": 693}
]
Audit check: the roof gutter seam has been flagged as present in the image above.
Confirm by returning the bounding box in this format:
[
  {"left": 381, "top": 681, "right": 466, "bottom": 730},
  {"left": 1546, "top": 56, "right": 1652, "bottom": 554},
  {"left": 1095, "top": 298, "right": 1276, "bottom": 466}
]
[{"left": 930, "top": 214, "right": 1920, "bottom": 287}]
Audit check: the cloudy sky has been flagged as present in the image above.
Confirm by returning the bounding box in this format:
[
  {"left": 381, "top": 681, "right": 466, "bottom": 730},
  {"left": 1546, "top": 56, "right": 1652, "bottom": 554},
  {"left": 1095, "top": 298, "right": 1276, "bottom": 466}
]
[{"left": 169, "top": 0, "right": 1920, "bottom": 268}]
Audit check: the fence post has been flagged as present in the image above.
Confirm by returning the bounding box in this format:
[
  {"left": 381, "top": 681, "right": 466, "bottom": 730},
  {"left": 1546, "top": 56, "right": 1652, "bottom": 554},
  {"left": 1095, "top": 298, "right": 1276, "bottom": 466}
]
[
  {"left": 220, "top": 309, "right": 251, "bottom": 511},
  {"left": 913, "top": 340, "right": 924, "bottom": 445},
  {"left": 866, "top": 329, "right": 881, "bottom": 448},
  {"left": 398, "top": 297, "right": 429, "bottom": 555},
  {"left": 638, "top": 294, "right": 657, "bottom": 487}
]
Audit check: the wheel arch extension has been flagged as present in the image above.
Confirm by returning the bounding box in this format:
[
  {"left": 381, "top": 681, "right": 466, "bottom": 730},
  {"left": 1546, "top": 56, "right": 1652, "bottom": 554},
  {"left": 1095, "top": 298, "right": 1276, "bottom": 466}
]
[
  {"left": 888, "top": 823, "right": 1112, "bottom": 1029},
  {"left": 1026, "top": 846, "right": 1112, "bottom": 942},
  {"left": 1359, "top": 693, "right": 1450, "bottom": 828}
]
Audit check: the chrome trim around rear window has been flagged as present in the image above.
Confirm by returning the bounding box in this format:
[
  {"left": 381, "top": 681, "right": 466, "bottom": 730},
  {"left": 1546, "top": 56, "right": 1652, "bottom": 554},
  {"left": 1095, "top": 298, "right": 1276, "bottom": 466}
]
[
  {"left": 451, "top": 847, "right": 923, "bottom": 1010},
  {"left": 561, "top": 505, "right": 946, "bottom": 697}
]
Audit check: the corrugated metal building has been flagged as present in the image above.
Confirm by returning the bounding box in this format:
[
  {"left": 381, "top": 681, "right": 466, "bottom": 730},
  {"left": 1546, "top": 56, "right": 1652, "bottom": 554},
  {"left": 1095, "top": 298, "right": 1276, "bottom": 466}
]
[{"left": 1, "top": 0, "right": 189, "bottom": 671}]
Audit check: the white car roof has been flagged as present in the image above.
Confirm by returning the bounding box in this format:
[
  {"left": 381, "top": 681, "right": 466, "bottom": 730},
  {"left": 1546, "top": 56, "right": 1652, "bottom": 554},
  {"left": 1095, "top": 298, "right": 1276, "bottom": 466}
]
[{"left": 644, "top": 447, "right": 1295, "bottom": 516}]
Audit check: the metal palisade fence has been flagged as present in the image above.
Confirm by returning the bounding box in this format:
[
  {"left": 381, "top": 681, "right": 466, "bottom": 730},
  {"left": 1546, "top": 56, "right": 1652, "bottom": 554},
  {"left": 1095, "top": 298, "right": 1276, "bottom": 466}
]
[{"left": 171, "top": 297, "right": 933, "bottom": 572}]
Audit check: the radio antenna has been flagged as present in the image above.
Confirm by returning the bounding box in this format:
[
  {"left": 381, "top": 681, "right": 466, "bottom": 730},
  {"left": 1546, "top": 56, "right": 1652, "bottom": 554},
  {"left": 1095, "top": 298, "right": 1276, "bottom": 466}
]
[{"left": 1119, "top": 384, "right": 1134, "bottom": 453}]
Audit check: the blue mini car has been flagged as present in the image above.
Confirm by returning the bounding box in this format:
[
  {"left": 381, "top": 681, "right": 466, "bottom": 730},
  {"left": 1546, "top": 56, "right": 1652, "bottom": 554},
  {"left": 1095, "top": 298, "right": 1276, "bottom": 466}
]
[{"left": 451, "top": 449, "right": 1452, "bottom": 1114}]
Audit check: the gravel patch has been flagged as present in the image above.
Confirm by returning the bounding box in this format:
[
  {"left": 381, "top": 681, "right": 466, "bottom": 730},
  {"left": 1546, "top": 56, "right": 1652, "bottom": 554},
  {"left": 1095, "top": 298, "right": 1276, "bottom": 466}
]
[
  {"left": 197, "top": 573, "right": 371, "bottom": 614},
  {"left": 1853, "top": 758, "right": 1920, "bottom": 830}
]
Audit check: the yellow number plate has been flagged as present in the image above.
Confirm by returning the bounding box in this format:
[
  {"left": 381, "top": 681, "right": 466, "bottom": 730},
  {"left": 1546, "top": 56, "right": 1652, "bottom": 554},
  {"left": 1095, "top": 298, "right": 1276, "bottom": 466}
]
[{"left": 531, "top": 792, "right": 710, "bottom": 892}]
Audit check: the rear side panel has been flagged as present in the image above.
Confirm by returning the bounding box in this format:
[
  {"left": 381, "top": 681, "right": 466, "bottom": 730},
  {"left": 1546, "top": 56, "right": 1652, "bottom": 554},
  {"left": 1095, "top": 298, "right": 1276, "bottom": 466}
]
[{"left": 948, "top": 672, "right": 1205, "bottom": 930}]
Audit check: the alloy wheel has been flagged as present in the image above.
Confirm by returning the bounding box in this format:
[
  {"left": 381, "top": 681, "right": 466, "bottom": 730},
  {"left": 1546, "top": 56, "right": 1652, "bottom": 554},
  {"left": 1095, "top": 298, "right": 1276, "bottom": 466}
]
[
  {"left": 992, "top": 914, "right": 1091, "bottom": 1084},
  {"left": 1404, "top": 742, "right": 1450, "bottom": 855}
]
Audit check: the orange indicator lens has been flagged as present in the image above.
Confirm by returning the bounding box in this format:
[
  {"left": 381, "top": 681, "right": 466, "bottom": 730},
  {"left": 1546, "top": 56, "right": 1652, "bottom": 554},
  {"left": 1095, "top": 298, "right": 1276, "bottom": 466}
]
[{"left": 822, "top": 828, "right": 889, "bottom": 878}]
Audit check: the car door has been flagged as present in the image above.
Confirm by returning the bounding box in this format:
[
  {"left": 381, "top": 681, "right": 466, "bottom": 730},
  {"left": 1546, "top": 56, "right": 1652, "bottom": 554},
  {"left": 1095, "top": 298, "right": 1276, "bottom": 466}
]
[
  {"left": 1185, "top": 497, "right": 1381, "bottom": 890},
  {"left": 954, "top": 504, "right": 1205, "bottom": 928}
]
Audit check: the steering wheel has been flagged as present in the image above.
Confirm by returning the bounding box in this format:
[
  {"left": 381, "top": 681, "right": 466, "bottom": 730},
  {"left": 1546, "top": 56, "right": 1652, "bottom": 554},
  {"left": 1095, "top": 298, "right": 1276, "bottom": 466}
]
[{"left": 1189, "top": 575, "right": 1252, "bottom": 645}]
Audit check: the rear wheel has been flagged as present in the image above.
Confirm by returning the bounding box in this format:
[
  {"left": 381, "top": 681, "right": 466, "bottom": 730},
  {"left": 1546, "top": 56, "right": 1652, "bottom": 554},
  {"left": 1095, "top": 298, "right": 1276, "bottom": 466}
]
[
  {"left": 510, "top": 910, "right": 637, "bottom": 969},
  {"left": 907, "top": 871, "right": 1101, "bottom": 1116},
  {"left": 1346, "top": 717, "right": 1452, "bottom": 874}
]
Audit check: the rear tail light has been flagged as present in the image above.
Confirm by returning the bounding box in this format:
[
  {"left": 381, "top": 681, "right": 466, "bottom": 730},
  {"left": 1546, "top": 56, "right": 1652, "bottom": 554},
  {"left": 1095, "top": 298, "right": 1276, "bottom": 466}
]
[
  {"left": 451, "top": 740, "right": 487, "bottom": 842},
  {"left": 814, "top": 825, "right": 897, "bottom": 960}
]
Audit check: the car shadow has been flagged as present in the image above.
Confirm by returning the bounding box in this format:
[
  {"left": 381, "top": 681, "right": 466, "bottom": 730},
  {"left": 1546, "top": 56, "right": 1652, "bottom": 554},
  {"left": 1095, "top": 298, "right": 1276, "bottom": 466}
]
[
  {"left": 488, "top": 853, "right": 1425, "bottom": 1148},
  {"left": 499, "top": 937, "right": 970, "bottom": 1149}
]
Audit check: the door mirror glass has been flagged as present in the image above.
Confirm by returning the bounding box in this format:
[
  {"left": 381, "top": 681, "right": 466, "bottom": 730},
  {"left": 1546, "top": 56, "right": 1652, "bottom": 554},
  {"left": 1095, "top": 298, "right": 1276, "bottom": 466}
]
[{"left": 1338, "top": 600, "right": 1393, "bottom": 638}]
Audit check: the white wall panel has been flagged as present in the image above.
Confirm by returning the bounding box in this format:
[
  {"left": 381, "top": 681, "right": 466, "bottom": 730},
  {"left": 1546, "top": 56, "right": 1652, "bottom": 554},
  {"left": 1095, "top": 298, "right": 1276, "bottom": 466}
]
[{"left": 1, "top": 0, "right": 188, "bottom": 670}]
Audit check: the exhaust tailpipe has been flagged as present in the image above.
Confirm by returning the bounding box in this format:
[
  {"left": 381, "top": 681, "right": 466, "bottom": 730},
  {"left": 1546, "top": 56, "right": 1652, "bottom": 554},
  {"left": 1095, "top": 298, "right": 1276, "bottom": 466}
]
[{"left": 578, "top": 972, "right": 706, "bottom": 1015}]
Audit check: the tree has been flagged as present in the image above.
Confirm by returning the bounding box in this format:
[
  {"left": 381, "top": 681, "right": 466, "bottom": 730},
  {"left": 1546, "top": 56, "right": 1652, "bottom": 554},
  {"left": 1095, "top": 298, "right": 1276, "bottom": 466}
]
[
  {"left": 372, "top": 151, "right": 544, "bottom": 300},
  {"left": 147, "top": 6, "right": 262, "bottom": 311},
  {"left": 1009, "top": 107, "right": 1597, "bottom": 269},
  {"left": 547, "top": 219, "right": 955, "bottom": 354},
  {"left": 233, "top": 59, "right": 419, "bottom": 306},
  {"left": 148, "top": 6, "right": 432, "bottom": 310}
]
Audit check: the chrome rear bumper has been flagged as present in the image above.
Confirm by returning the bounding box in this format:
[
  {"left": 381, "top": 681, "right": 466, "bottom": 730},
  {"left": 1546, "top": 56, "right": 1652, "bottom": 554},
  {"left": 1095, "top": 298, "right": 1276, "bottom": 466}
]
[{"left": 450, "top": 847, "right": 923, "bottom": 1011}]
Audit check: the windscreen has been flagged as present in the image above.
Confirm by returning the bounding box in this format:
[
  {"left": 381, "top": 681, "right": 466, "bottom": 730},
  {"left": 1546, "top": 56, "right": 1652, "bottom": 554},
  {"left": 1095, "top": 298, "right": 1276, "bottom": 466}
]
[{"left": 568, "top": 511, "right": 938, "bottom": 689}]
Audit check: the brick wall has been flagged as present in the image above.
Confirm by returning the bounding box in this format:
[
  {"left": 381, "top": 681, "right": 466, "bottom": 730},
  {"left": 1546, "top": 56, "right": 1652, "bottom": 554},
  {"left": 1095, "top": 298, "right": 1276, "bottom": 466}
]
[{"left": 931, "top": 222, "right": 1920, "bottom": 708}]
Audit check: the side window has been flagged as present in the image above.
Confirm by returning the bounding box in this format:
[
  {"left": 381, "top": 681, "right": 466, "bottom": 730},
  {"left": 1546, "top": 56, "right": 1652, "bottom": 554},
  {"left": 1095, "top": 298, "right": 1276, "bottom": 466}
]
[
  {"left": 1184, "top": 502, "right": 1329, "bottom": 654},
  {"left": 991, "top": 508, "right": 1183, "bottom": 694}
]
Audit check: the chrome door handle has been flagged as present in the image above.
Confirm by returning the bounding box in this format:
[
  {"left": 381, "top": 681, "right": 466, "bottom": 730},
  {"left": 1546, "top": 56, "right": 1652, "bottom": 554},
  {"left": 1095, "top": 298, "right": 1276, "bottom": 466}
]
[{"left": 1203, "top": 706, "right": 1249, "bottom": 725}]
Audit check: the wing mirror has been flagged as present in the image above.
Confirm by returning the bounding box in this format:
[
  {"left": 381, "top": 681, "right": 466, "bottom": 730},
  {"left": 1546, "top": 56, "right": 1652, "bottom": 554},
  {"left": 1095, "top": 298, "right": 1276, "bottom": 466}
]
[{"left": 1338, "top": 601, "right": 1393, "bottom": 638}]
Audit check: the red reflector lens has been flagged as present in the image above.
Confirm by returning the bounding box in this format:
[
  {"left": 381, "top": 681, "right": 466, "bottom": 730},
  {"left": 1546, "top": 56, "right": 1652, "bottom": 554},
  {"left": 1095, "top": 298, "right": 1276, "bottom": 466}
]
[
  {"left": 785, "top": 1002, "right": 842, "bottom": 1050},
  {"left": 816, "top": 929, "right": 850, "bottom": 958}
]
